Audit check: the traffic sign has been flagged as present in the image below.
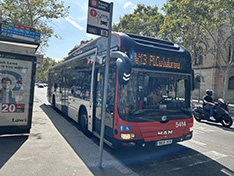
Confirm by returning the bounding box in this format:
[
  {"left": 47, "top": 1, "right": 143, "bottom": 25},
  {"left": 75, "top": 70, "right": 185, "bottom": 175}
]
[
  {"left": 87, "top": 0, "right": 111, "bottom": 37},
  {"left": 90, "top": 0, "right": 98, "bottom": 7}
]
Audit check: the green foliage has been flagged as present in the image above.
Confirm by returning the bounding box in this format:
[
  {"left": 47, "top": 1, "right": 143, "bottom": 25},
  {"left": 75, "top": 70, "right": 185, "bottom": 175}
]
[
  {"left": 160, "top": 0, "right": 234, "bottom": 65},
  {"left": 0, "top": 0, "right": 70, "bottom": 53},
  {"left": 160, "top": 0, "right": 234, "bottom": 100},
  {"left": 35, "top": 57, "right": 57, "bottom": 82},
  {"left": 113, "top": 4, "right": 164, "bottom": 38},
  {"left": 159, "top": 0, "right": 210, "bottom": 59}
]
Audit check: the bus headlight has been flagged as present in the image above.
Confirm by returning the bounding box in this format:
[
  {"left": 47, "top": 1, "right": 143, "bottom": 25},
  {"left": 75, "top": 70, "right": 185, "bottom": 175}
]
[
  {"left": 120, "top": 133, "right": 135, "bottom": 140},
  {"left": 189, "top": 127, "right": 193, "bottom": 132}
]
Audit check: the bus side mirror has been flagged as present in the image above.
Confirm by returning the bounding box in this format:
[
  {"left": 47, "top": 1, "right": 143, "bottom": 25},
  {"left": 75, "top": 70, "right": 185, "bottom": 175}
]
[{"left": 111, "top": 51, "right": 132, "bottom": 85}]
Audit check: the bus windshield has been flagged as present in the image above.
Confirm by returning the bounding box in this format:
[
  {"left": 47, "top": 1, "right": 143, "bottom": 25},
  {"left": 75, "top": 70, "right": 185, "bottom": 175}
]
[{"left": 117, "top": 69, "right": 191, "bottom": 122}]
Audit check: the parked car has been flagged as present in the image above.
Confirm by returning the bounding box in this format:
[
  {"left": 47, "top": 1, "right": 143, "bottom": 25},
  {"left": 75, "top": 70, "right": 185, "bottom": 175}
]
[{"left": 38, "top": 83, "right": 44, "bottom": 88}]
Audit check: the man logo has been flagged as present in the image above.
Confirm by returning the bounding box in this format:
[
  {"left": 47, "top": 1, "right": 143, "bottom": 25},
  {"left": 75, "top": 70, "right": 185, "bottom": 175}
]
[{"left": 158, "top": 130, "right": 173, "bottom": 136}]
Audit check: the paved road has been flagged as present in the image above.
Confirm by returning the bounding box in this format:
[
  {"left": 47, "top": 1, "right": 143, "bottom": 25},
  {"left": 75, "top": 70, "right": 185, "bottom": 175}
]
[
  {"left": 107, "top": 120, "right": 234, "bottom": 176},
  {"left": 109, "top": 101, "right": 234, "bottom": 176}
]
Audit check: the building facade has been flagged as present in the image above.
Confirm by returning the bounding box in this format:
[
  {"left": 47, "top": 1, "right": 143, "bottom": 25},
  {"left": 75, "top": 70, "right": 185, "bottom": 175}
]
[{"left": 192, "top": 49, "right": 234, "bottom": 103}]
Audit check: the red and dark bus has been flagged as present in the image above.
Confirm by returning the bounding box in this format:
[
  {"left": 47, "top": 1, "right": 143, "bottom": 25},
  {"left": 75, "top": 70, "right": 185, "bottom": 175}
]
[{"left": 47, "top": 32, "right": 194, "bottom": 148}]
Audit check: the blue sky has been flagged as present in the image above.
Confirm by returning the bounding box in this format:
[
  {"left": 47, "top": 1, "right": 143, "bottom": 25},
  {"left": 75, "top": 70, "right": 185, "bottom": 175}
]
[{"left": 45, "top": 0, "right": 166, "bottom": 62}]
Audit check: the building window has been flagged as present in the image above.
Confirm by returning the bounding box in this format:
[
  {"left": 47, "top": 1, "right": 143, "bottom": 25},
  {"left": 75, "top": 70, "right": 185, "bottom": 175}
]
[
  {"left": 194, "top": 75, "right": 201, "bottom": 89},
  {"left": 228, "top": 45, "right": 234, "bottom": 62},
  {"left": 229, "top": 76, "right": 234, "bottom": 90},
  {"left": 194, "top": 55, "right": 203, "bottom": 66}
]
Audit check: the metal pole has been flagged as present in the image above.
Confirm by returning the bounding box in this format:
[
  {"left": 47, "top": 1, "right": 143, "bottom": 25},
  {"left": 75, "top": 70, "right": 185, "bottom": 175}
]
[
  {"left": 199, "top": 64, "right": 201, "bottom": 103},
  {"left": 98, "top": 2, "right": 113, "bottom": 168}
]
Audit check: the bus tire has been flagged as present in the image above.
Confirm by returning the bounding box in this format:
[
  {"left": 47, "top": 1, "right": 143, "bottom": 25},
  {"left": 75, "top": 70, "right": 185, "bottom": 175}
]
[{"left": 80, "top": 110, "right": 90, "bottom": 136}]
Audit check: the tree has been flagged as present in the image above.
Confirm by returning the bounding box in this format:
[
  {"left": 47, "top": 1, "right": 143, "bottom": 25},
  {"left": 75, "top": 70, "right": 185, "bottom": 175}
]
[
  {"left": 160, "top": 1, "right": 210, "bottom": 64},
  {"left": 35, "top": 57, "right": 57, "bottom": 82},
  {"left": 160, "top": 0, "right": 234, "bottom": 101},
  {"left": 0, "top": 0, "right": 70, "bottom": 53},
  {"left": 113, "top": 4, "right": 164, "bottom": 37}
]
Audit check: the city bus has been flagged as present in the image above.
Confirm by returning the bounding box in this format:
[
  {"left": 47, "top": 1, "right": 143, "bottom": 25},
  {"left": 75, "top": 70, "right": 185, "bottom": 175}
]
[{"left": 47, "top": 32, "right": 194, "bottom": 148}]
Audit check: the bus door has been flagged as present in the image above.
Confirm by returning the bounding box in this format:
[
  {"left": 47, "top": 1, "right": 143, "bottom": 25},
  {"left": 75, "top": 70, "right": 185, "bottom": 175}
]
[
  {"left": 53, "top": 68, "right": 63, "bottom": 110},
  {"left": 61, "top": 69, "right": 69, "bottom": 114},
  {"left": 94, "top": 66, "right": 116, "bottom": 141}
]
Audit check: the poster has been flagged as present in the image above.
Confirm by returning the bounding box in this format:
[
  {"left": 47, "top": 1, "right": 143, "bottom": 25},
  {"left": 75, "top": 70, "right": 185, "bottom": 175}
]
[{"left": 0, "top": 57, "right": 32, "bottom": 126}]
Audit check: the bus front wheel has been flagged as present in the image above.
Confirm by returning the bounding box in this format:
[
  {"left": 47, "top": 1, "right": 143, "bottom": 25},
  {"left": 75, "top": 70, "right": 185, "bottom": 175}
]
[{"left": 80, "top": 111, "right": 90, "bottom": 135}]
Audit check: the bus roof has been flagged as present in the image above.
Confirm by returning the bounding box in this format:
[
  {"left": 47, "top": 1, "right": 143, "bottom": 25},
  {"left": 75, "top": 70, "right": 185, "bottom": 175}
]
[
  {"left": 66, "top": 32, "right": 187, "bottom": 59},
  {"left": 52, "top": 32, "right": 190, "bottom": 70}
]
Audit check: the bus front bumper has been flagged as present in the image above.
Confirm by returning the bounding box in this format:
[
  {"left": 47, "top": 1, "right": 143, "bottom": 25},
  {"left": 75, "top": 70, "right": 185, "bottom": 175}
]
[{"left": 112, "top": 132, "right": 193, "bottom": 149}]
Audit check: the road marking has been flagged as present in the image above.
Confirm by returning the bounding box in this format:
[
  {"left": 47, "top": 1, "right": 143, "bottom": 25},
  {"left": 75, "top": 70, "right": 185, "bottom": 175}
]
[
  {"left": 194, "top": 131, "right": 205, "bottom": 134},
  {"left": 203, "top": 151, "right": 227, "bottom": 160},
  {"left": 221, "top": 168, "right": 234, "bottom": 176},
  {"left": 171, "top": 151, "right": 227, "bottom": 171},
  {"left": 150, "top": 150, "right": 228, "bottom": 172},
  {"left": 194, "top": 126, "right": 215, "bottom": 133},
  {"left": 189, "top": 140, "right": 206, "bottom": 146}
]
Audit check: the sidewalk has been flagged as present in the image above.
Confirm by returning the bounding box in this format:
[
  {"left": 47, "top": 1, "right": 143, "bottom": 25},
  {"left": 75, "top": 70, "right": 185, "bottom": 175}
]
[
  {"left": 0, "top": 98, "right": 93, "bottom": 176},
  {"left": 0, "top": 96, "right": 137, "bottom": 176}
]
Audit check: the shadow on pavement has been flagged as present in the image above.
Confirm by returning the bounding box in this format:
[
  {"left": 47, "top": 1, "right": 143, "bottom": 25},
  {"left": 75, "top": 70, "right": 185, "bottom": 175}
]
[
  {"left": 40, "top": 104, "right": 234, "bottom": 176},
  {"left": 0, "top": 135, "right": 28, "bottom": 169},
  {"left": 40, "top": 104, "right": 136, "bottom": 176},
  {"left": 109, "top": 144, "right": 234, "bottom": 176}
]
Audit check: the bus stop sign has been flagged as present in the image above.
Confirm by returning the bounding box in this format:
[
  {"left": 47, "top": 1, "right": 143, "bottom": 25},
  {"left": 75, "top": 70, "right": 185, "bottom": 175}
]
[{"left": 87, "top": 0, "right": 111, "bottom": 37}]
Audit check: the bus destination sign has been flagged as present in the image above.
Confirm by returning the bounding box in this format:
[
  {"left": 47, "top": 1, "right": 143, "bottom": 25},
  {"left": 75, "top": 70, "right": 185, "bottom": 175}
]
[{"left": 134, "top": 52, "right": 181, "bottom": 70}]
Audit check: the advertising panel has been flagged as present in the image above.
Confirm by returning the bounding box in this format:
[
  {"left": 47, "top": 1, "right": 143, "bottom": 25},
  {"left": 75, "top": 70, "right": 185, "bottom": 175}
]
[{"left": 0, "top": 56, "right": 33, "bottom": 126}]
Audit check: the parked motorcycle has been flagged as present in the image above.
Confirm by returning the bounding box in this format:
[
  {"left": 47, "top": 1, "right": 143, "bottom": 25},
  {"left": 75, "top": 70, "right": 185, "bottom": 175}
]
[{"left": 193, "top": 98, "right": 233, "bottom": 128}]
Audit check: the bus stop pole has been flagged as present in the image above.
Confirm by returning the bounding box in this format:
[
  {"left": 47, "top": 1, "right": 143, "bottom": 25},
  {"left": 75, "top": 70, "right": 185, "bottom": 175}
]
[{"left": 98, "top": 2, "right": 113, "bottom": 168}]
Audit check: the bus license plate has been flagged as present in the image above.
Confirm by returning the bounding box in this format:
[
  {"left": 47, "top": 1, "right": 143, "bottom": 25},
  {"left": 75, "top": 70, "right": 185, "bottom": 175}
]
[{"left": 156, "top": 139, "right": 173, "bottom": 146}]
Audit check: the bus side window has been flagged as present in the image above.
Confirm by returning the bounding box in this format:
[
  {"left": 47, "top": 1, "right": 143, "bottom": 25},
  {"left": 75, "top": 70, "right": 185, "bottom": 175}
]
[
  {"left": 106, "top": 67, "right": 116, "bottom": 114},
  {"left": 54, "top": 83, "right": 57, "bottom": 91}
]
